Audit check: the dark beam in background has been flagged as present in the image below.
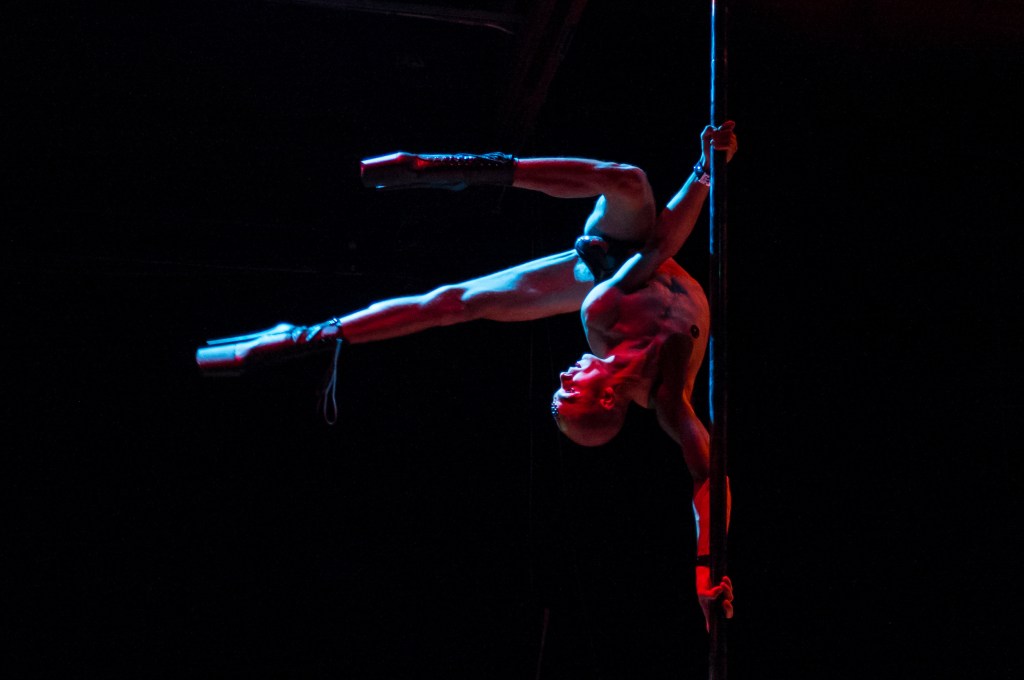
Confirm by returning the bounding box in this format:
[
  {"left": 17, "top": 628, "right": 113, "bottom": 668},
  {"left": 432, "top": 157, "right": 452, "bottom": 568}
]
[
  {"left": 274, "top": 0, "right": 523, "bottom": 34},
  {"left": 494, "top": 0, "right": 590, "bottom": 152},
  {"left": 272, "top": 0, "right": 592, "bottom": 152}
]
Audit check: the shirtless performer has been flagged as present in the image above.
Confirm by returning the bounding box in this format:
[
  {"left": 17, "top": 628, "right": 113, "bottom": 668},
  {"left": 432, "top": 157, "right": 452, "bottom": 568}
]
[{"left": 196, "top": 121, "right": 738, "bottom": 629}]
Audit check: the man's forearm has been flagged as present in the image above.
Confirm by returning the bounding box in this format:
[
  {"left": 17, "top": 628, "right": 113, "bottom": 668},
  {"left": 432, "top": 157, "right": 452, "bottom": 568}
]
[
  {"left": 649, "top": 171, "right": 710, "bottom": 262},
  {"left": 691, "top": 476, "right": 731, "bottom": 559},
  {"left": 692, "top": 475, "right": 733, "bottom": 629},
  {"left": 664, "top": 168, "right": 710, "bottom": 224}
]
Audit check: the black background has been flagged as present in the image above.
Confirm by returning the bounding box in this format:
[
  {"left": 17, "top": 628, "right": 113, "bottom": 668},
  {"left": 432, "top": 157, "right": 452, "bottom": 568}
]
[{"left": 8, "top": 1, "right": 1023, "bottom": 678}]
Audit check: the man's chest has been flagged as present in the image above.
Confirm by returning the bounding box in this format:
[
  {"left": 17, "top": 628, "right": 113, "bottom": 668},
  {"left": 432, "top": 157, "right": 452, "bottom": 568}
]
[{"left": 583, "top": 275, "right": 709, "bottom": 348}]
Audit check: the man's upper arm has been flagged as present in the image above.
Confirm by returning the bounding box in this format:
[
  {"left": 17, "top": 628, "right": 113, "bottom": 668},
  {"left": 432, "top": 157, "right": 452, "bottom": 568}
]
[
  {"left": 652, "top": 333, "right": 710, "bottom": 485},
  {"left": 604, "top": 250, "right": 661, "bottom": 295}
]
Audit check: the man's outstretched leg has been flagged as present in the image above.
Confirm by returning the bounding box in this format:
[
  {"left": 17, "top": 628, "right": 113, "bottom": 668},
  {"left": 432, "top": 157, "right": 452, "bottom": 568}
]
[
  {"left": 196, "top": 149, "right": 655, "bottom": 377},
  {"left": 195, "top": 249, "right": 589, "bottom": 377},
  {"left": 361, "top": 149, "right": 657, "bottom": 244}
]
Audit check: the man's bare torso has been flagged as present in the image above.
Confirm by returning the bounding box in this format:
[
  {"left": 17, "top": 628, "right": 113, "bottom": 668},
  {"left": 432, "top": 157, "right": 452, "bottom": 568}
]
[{"left": 581, "top": 258, "right": 710, "bottom": 401}]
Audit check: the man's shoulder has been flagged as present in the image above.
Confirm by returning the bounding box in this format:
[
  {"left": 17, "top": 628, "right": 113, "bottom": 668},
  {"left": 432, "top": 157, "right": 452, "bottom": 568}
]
[{"left": 581, "top": 279, "right": 623, "bottom": 321}]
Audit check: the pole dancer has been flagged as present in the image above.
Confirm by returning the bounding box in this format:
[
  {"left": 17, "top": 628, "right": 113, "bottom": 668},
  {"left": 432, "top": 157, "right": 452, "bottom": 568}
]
[{"left": 197, "top": 122, "right": 738, "bottom": 634}]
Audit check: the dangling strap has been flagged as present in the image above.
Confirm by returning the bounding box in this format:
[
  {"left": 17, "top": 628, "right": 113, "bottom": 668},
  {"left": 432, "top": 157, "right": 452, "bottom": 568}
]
[{"left": 321, "top": 337, "right": 344, "bottom": 425}]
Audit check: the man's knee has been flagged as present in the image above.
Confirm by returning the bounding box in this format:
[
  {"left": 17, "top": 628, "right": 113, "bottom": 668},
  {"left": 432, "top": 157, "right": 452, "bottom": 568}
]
[
  {"left": 597, "top": 163, "right": 655, "bottom": 216},
  {"left": 597, "top": 162, "right": 649, "bottom": 195}
]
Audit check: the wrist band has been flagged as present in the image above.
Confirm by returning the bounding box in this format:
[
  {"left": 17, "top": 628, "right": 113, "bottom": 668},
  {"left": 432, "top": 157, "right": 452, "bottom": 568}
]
[
  {"left": 693, "top": 162, "right": 710, "bottom": 187},
  {"left": 695, "top": 554, "right": 711, "bottom": 567}
]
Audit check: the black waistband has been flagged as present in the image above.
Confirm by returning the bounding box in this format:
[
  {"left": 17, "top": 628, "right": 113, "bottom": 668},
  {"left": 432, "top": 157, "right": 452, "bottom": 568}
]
[{"left": 574, "top": 234, "right": 643, "bottom": 283}]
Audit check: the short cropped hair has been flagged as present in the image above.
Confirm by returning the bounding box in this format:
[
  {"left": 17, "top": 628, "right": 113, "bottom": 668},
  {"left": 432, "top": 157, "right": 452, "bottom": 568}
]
[{"left": 554, "top": 397, "right": 628, "bottom": 447}]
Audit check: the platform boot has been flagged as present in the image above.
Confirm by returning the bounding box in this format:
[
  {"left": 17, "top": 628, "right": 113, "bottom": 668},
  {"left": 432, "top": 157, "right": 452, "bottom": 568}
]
[
  {"left": 360, "top": 151, "right": 517, "bottom": 191},
  {"left": 196, "top": 320, "right": 343, "bottom": 377}
]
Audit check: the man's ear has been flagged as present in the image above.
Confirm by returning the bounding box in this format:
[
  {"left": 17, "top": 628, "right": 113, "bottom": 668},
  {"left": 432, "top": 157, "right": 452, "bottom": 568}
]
[{"left": 599, "top": 386, "right": 617, "bottom": 410}]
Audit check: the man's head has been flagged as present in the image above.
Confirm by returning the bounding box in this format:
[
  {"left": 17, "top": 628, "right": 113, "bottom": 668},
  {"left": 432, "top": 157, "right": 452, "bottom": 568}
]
[{"left": 550, "top": 354, "right": 628, "bottom": 447}]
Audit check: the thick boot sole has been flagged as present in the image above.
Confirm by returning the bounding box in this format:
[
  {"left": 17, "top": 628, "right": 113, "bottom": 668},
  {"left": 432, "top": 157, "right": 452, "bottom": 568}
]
[
  {"left": 197, "top": 323, "right": 329, "bottom": 377},
  {"left": 360, "top": 152, "right": 515, "bottom": 191}
]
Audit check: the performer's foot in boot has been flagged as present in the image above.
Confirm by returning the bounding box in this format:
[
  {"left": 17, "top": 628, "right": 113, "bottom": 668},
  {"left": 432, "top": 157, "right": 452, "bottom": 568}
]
[
  {"left": 196, "top": 320, "right": 343, "bottom": 377},
  {"left": 360, "top": 152, "right": 517, "bottom": 191}
]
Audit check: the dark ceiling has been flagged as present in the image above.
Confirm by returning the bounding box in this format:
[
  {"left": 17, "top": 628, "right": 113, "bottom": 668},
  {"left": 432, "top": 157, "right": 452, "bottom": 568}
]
[{"left": 10, "top": 0, "right": 1022, "bottom": 283}]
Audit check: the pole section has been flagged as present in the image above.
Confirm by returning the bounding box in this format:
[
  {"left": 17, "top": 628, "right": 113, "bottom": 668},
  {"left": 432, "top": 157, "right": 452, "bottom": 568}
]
[{"left": 708, "top": 1, "right": 729, "bottom": 679}]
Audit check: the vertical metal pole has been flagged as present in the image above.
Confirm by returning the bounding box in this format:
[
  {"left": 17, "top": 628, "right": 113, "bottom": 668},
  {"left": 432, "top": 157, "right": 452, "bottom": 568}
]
[{"left": 708, "top": 1, "right": 729, "bottom": 680}]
